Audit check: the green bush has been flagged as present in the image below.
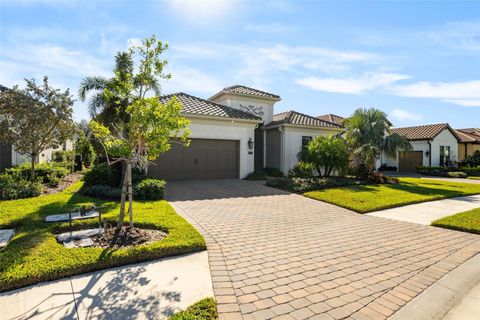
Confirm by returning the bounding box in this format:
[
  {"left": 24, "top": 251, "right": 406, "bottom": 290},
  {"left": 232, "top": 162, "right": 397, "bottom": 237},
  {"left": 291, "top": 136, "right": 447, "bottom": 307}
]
[
  {"left": 52, "top": 150, "right": 75, "bottom": 171},
  {"left": 245, "top": 170, "right": 268, "bottom": 180},
  {"left": 459, "top": 166, "right": 480, "bottom": 177},
  {"left": 262, "top": 167, "right": 284, "bottom": 177},
  {"left": 417, "top": 166, "right": 449, "bottom": 173},
  {"left": 4, "top": 162, "right": 69, "bottom": 183},
  {"left": 81, "top": 184, "right": 122, "bottom": 200},
  {"left": 288, "top": 161, "right": 316, "bottom": 179},
  {"left": 134, "top": 179, "right": 166, "bottom": 200},
  {"left": 266, "top": 177, "right": 289, "bottom": 189},
  {"left": 448, "top": 172, "right": 468, "bottom": 178},
  {"left": 47, "top": 175, "right": 61, "bottom": 188},
  {"left": 0, "top": 174, "right": 42, "bottom": 200},
  {"left": 170, "top": 298, "right": 217, "bottom": 320},
  {"left": 83, "top": 163, "right": 119, "bottom": 187},
  {"left": 267, "top": 176, "right": 361, "bottom": 193},
  {"left": 74, "top": 132, "right": 96, "bottom": 168}
]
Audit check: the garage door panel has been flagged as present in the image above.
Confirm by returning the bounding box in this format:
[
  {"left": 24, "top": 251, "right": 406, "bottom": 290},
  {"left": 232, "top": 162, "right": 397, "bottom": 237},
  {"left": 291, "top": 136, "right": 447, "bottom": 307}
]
[
  {"left": 149, "top": 138, "right": 239, "bottom": 180},
  {"left": 398, "top": 151, "right": 423, "bottom": 172}
]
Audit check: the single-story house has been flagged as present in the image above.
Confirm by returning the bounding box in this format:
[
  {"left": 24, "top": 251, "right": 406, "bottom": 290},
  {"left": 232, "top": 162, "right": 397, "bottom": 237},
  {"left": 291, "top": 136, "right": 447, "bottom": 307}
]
[
  {"left": 381, "top": 123, "right": 460, "bottom": 171},
  {"left": 149, "top": 85, "right": 344, "bottom": 180},
  {"left": 455, "top": 128, "right": 480, "bottom": 161}
]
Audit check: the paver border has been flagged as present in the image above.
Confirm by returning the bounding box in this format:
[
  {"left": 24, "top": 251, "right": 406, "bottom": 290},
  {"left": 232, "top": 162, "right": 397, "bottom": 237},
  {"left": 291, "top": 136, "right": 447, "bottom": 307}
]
[{"left": 389, "top": 253, "right": 480, "bottom": 320}]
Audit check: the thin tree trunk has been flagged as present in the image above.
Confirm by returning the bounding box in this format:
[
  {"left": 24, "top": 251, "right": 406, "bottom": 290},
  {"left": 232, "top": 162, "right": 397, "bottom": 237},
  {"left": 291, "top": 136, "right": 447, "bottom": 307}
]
[
  {"left": 113, "top": 160, "right": 129, "bottom": 245},
  {"left": 127, "top": 161, "right": 133, "bottom": 228},
  {"left": 30, "top": 155, "right": 36, "bottom": 180}
]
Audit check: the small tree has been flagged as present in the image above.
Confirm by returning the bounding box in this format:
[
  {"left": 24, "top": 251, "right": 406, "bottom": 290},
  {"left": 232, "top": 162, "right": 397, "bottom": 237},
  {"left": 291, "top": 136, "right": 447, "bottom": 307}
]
[
  {"left": 306, "top": 135, "right": 349, "bottom": 177},
  {"left": 0, "top": 77, "right": 75, "bottom": 178},
  {"left": 75, "top": 130, "right": 96, "bottom": 168},
  {"left": 89, "top": 96, "right": 190, "bottom": 233}
]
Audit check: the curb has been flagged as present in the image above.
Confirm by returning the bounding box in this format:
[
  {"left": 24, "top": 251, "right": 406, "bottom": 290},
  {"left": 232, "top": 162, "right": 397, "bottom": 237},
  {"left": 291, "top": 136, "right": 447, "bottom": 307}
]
[{"left": 389, "top": 253, "right": 480, "bottom": 320}]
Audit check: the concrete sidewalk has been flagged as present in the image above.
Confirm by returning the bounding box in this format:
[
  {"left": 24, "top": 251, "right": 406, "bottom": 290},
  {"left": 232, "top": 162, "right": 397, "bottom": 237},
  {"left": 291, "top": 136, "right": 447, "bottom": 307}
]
[
  {"left": 0, "top": 251, "right": 213, "bottom": 320},
  {"left": 367, "top": 194, "right": 480, "bottom": 225},
  {"left": 443, "top": 279, "right": 480, "bottom": 320}
]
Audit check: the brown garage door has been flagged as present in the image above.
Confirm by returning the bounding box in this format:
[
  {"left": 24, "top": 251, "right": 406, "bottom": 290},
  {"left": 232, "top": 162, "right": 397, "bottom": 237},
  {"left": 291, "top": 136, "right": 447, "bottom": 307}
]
[
  {"left": 398, "top": 151, "right": 423, "bottom": 172},
  {"left": 148, "top": 138, "right": 239, "bottom": 180}
]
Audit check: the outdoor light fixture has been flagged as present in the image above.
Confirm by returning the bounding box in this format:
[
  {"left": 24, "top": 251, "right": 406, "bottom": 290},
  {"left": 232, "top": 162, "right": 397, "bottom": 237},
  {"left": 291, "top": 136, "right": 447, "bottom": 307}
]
[
  {"left": 425, "top": 151, "right": 430, "bottom": 157},
  {"left": 248, "top": 138, "right": 254, "bottom": 150}
]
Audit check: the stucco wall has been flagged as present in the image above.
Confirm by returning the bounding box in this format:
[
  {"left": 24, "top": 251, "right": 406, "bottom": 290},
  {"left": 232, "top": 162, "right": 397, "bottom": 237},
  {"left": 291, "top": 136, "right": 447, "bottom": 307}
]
[
  {"left": 430, "top": 129, "right": 458, "bottom": 166},
  {"left": 282, "top": 126, "right": 342, "bottom": 174},
  {"left": 458, "top": 143, "right": 480, "bottom": 161},
  {"left": 12, "top": 140, "right": 74, "bottom": 166},
  {"left": 186, "top": 117, "right": 257, "bottom": 178},
  {"left": 212, "top": 95, "right": 276, "bottom": 124}
]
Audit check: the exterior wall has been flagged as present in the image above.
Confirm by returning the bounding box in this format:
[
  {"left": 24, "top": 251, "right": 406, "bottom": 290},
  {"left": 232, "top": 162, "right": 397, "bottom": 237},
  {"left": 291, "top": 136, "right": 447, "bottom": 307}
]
[
  {"left": 430, "top": 129, "right": 458, "bottom": 166},
  {"left": 12, "top": 141, "right": 74, "bottom": 166},
  {"left": 0, "top": 143, "right": 12, "bottom": 170},
  {"left": 282, "top": 126, "right": 342, "bottom": 174},
  {"left": 458, "top": 143, "right": 480, "bottom": 161},
  {"left": 212, "top": 94, "right": 277, "bottom": 124},
  {"left": 186, "top": 117, "right": 257, "bottom": 178},
  {"left": 265, "top": 129, "right": 282, "bottom": 170}
]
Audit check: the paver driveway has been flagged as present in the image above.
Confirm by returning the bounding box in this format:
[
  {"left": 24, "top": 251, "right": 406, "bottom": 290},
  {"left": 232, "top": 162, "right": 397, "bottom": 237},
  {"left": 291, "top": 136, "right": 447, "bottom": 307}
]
[{"left": 166, "top": 180, "right": 480, "bottom": 320}]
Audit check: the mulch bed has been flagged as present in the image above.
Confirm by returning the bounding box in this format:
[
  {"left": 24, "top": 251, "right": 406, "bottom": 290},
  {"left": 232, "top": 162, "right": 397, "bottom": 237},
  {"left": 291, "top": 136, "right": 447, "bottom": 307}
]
[
  {"left": 91, "top": 226, "right": 168, "bottom": 249},
  {"left": 42, "top": 173, "right": 83, "bottom": 195}
]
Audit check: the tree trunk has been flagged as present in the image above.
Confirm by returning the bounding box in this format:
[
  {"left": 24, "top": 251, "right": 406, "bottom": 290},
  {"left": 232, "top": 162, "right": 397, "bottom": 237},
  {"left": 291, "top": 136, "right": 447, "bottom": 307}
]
[
  {"left": 112, "top": 160, "right": 129, "bottom": 244},
  {"left": 127, "top": 161, "right": 133, "bottom": 228},
  {"left": 30, "top": 155, "right": 36, "bottom": 180},
  {"left": 316, "top": 165, "right": 322, "bottom": 177}
]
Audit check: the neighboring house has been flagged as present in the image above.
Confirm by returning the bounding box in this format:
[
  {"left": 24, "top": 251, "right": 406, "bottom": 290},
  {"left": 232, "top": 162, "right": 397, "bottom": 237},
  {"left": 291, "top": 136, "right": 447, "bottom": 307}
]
[
  {"left": 381, "top": 123, "right": 460, "bottom": 172},
  {"left": 149, "top": 85, "right": 344, "bottom": 180},
  {"left": 0, "top": 141, "right": 74, "bottom": 171},
  {"left": 317, "top": 114, "right": 345, "bottom": 126},
  {"left": 455, "top": 128, "right": 480, "bottom": 161}
]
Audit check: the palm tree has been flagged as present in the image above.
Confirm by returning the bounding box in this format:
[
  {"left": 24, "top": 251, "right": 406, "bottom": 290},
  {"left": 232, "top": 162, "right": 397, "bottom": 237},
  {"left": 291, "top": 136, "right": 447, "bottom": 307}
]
[{"left": 344, "top": 108, "right": 412, "bottom": 173}]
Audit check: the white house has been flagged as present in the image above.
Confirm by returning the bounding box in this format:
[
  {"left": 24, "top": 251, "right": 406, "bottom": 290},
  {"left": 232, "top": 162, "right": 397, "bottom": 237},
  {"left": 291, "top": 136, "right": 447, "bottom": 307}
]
[
  {"left": 149, "top": 85, "right": 344, "bottom": 180},
  {"left": 381, "top": 123, "right": 460, "bottom": 171}
]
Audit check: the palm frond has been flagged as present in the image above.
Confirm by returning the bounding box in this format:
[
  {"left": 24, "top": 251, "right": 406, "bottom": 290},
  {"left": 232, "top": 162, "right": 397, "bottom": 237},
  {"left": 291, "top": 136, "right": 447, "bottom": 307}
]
[{"left": 78, "top": 76, "right": 108, "bottom": 101}]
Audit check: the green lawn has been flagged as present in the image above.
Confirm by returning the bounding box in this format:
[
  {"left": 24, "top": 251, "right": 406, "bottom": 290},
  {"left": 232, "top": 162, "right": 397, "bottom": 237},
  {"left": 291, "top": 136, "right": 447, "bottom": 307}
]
[
  {"left": 468, "top": 176, "right": 480, "bottom": 180},
  {"left": 432, "top": 208, "right": 480, "bottom": 235},
  {"left": 0, "top": 182, "right": 206, "bottom": 292},
  {"left": 304, "top": 178, "right": 480, "bottom": 213}
]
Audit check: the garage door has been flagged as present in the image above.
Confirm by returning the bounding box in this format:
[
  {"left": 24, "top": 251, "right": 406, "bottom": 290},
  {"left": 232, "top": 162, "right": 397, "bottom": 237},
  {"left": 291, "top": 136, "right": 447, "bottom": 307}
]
[
  {"left": 398, "top": 151, "right": 423, "bottom": 172},
  {"left": 149, "top": 139, "right": 239, "bottom": 180}
]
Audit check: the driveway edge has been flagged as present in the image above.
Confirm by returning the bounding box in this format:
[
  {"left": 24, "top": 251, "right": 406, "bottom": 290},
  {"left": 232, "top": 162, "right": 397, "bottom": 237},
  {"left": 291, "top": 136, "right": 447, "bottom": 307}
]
[{"left": 389, "top": 253, "right": 480, "bottom": 320}]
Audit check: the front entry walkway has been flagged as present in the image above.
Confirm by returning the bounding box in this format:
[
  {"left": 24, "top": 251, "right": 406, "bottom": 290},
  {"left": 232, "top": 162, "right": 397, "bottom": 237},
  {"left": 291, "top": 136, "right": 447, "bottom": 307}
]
[
  {"left": 166, "top": 180, "right": 480, "bottom": 320},
  {"left": 367, "top": 194, "right": 480, "bottom": 225}
]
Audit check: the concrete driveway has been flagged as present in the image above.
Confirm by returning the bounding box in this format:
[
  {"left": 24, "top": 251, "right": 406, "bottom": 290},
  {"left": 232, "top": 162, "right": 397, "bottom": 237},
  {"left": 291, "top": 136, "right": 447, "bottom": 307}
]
[{"left": 166, "top": 180, "right": 480, "bottom": 320}]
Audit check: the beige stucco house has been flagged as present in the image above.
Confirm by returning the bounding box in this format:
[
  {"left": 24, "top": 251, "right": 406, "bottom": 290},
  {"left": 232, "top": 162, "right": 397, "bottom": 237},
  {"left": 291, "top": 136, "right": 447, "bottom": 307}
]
[{"left": 455, "top": 128, "right": 480, "bottom": 161}]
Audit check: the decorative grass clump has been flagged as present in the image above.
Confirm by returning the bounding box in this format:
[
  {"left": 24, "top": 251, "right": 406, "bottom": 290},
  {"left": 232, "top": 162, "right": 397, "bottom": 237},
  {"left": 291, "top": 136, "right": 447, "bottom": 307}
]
[
  {"left": 0, "top": 182, "right": 206, "bottom": 292},
  {"left": 304, "top": 178, "right": 480, "bottom": 213}
]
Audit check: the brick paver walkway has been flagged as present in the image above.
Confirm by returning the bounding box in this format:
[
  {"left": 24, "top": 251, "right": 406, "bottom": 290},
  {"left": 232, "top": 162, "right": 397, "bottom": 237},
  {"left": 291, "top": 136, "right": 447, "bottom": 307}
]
[{"left": 166, "top": 180, "right": 480, "bottom": 320}]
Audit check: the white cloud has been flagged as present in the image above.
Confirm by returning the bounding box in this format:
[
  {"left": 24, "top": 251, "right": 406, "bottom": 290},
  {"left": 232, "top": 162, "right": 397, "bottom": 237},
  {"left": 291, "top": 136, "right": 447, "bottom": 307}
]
[
  {"left": 168, "top": 0, "right": 239, "bottom": 26},
  {"left": 390, "top": 109, "right": 422, "bottom": 121},
  {"left": 296, "top": 73, "right": 410, "bottom": 94},
  {"left": 161, "top": 65, "right": 224, "bottom": 96},
  {"left": 427, "top": 21, "right": 480, "bottom": 53},
  {"left": 390, "top": 80, "right": 480, "bottom": 107},
  {"left": 245, "top": 23, "right": 294, "bottom": 35}
]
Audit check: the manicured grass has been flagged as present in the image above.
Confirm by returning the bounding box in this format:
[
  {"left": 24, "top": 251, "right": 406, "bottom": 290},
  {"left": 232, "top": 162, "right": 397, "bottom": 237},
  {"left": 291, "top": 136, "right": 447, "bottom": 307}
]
[
  {"left": 0, "top": 182, "right": 206, "bottom": 292},
  {"left": 169, "top": 298, "right": 217, "bottom": 320},
  {"left": 304, "top": 178, "right": 480, "bottom": 213},
  {"left": 468, "top": 176, "right": 480, "bottom": 180},
  {"left": 432, "top": 208, "right": 480, "bottom": 235}
]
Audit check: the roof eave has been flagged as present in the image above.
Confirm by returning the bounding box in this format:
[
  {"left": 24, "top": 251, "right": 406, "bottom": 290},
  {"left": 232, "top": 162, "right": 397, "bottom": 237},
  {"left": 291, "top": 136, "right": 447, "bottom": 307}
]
[
  {"left": 182, "top": 113, "right": 263, "bottom": 124},
  {"left": 209, "top": 90, "right": 281, "bottom": 102},
  {"left": 263, "top": 123, "right": 344, "bottom": 131}
]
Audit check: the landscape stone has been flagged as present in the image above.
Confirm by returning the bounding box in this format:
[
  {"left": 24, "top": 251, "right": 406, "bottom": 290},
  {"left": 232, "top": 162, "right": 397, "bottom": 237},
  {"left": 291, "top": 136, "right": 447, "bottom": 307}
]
[
  {"left": 57, "top": 228, "right": 104, "bottom": 243},
  {"left": 45, "top": 210, "right": 99, "bottom": 222},
  {"left": 0, "top": 229, "right": 15, "bottom": 248}
]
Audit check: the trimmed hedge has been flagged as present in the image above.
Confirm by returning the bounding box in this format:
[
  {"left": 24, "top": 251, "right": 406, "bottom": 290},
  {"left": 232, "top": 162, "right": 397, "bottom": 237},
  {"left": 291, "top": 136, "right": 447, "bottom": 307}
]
[
  {"left": 245, "top": 170, "right": 268, "bottom": 180},
  {"left": 134, "top": 179, "right": 166, "bottom": 200},
  {"left": 417, "top": 165, "right": 480, "bottom": 177},
  {"left": 267, "top": 176, "right": 362, "bottom": 193},
  {"left": 460, "top": 167, "right": 480, "bottom": 177},
  {"left": 170, "top": 298, "right": 217, "bottom": 320},
  {"left": 262, "top": 167, "right": 284, "bottom": 177},
  {"left": 0, "top": 174, "right": 42, "bottom": 200},
  {"left": 4, "top": 162, "right": 69, "bottom": 184}
]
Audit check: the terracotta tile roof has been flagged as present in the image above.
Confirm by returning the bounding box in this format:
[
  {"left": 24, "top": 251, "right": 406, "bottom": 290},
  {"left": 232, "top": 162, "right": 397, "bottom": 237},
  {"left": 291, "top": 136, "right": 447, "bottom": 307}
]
[
  {"left": 456, "top": 128, "right": 480, "bottom": 143},
  {"left": 264, "top": 110, "right": 343, "bottom": 129},
  {"left": 392, "top": 123, "right": 460, "bottom": 141},
  {"left": 210, "top": 85, "right": 280, "bottom": 100},
  {"left": 317, "top": 114, "right": 345, "bottom": 126},
  {"left": 160, "top": 92, "right": 261, "bottom": 121}
]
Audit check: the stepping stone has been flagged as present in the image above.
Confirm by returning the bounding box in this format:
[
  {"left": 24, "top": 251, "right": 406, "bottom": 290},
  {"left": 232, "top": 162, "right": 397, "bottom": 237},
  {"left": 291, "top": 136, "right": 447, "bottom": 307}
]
[
  {"left": 57, "top": 228, "right": 104, "bottom": 243},
  {"left": 64, "top": 238, "right": 94, "bottom": 248},
  {"left": 45, "top": 211, "right": 99, "bottom": 222},
  {"left": 0, "top": 229, "right": 15, "bottom": 248}
]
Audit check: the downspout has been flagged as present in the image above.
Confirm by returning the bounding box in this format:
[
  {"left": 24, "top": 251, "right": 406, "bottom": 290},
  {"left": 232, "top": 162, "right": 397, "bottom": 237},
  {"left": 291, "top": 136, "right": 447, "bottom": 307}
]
[
  {"left": 279, "top": 126, "right": 285, "bottom": 174},
  {"left": 428, "top": 140, "right": 432, "bottom": 167}
]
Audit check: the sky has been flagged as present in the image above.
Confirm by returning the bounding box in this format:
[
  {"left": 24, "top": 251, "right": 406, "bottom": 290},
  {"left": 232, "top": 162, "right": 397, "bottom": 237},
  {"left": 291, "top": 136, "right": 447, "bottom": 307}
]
[{"left": 0, "top": 0, "right": 479, "bottom": 128}]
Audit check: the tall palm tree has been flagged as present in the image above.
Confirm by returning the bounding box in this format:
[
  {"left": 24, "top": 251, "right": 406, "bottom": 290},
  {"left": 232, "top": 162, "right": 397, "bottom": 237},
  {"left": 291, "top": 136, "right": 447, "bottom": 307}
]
[{"left": 344, "top": 108, "right": 412, "bottom": 173}]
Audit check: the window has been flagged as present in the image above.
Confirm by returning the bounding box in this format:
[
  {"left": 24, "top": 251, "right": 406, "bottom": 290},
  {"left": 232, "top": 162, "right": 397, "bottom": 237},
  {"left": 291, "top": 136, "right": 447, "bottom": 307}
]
[
  {"left": 440, "top": 146, "right": 451, "bottom": 166},
  {"left": 300, "top": 136, "right": 313, "bottom": 161},
  {"left": 302, "top": 136, "right": 312, "bottom": 147}
]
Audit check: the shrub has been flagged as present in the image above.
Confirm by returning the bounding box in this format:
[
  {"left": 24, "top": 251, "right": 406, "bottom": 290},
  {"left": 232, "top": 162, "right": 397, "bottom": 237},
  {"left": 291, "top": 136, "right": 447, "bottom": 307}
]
[
  {"left": 305, "top": 135, "right": 349, "bottom": 177},
  {"left": 134, "top": 179, "right": 166, "bottom": 200},
  {"left": 81, "top": 184, "right": 122, "bottom": 200},
  {"left": 267, "top": 176, "right": 362, "bottom": 193},
  {"left": 288, "top": 161, "right": 316, "bottom": 179},
  {"left": 4, "top": 162, "right": 69, "bottom": 183},
  {"left": 378, "top": 164, "right": 397, "bottom": 171},
  {"left": 364, "top": 172, "right": 399, "bottom": 184},
  {"left": 245, "top": 170, "right": 268, "bottom": 180},
  {"left": 52, "top": 150, "right": 75, "bottom": 171},
  {"left": 0, "top": 174, "right": 42, "bottom": 200},
  {"left": 266, "top": 177, "right": 289, "bottom": 189},
  {"left": 83, "top": 163, "right": 119, "bottom": 187},
  {"left": 170, "top": 298, "right": 217, "bottom": 320},
  {"left": 74, "top": 132, "right": 96, "bottom": 168},
  {"left": 459, "top": 166, "right": 480, "bottom": 177},
  {"left": 459, "top": 150, "right": 480, "bottom": 167},
  {"left": 262, "top": 167, "right": 284, "bottom": 177},
  {"left": 47, "top": 175, "right": 61, "bottom": 188}
]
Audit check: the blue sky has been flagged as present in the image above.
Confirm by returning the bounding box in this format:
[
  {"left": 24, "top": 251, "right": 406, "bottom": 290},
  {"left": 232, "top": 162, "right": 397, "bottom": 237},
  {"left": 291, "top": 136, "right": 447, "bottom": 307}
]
[{"left": 1, "top": 0, "right": 479, "bottom": 128}]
